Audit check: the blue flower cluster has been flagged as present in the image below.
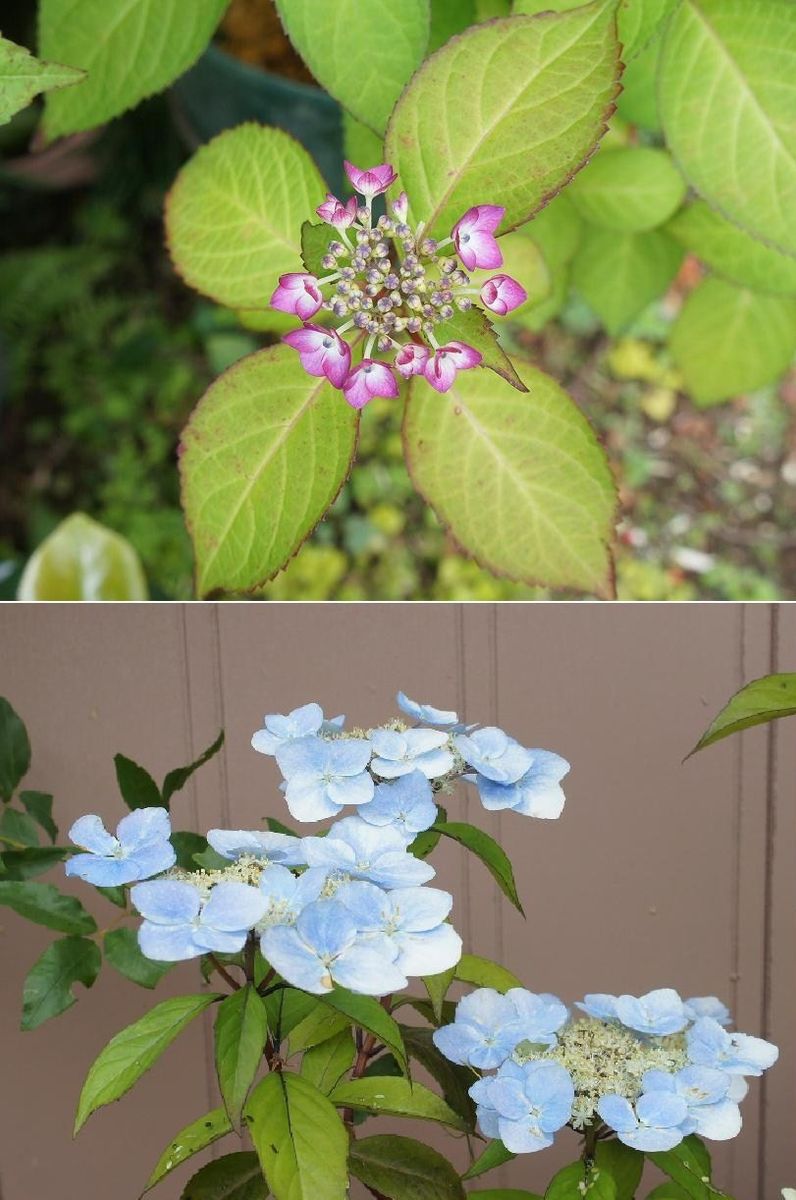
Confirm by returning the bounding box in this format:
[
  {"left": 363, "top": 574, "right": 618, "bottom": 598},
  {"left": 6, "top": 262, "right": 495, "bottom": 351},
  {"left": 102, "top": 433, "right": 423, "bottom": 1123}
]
[
  {"left": 63, "top": 694, "right": 566, "bottom": 996},
  {"left": 433, "top": 985, "right": 778, "bottom": 1154},
  {"left": 251, "top": 693, "right": 570, "bottom": 823}
]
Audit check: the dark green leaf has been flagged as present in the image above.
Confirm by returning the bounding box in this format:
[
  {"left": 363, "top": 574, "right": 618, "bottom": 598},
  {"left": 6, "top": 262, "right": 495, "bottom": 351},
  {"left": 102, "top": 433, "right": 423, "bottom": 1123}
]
[
  {"left": 688, "top": 673, "right": 796, "bottom": 757},
  {"left": 397, "top": 995, "right": 457, "bottom": 1026},
  {"left": 114, "top": 753, "right": 162, "bottom": 811},
  {"left": 265, "top": 817, "right": 297, "bottom": 837},
  {"left": 145, "top": 1107, "right": 233, "bottom": 1192},
  {"left": 400, "top": 1025, "right": 476, "bottom": 1131},
  {"left": 104, "top": 927, "right": 173, "bottom": 988},
  {"left": 469, "top": 1192, "right": 543, "bottom": 1200},
  {"left": 330, "top": 1077, "right": 466, "bottom": 1129},
  {"left": 215, "top": 985, "right": 269, "bottom": 1129},
  {"left": 646, "top": 1188, "right": 692, "bottom": 1200},
  {"left": 0, "top": 880, "right": 96, "bottom": 934},
  {"left": 288, "top": 1000, "right": 350, "bottom": 1054},
  {"left": 301, "top": 220, "right": 334, "bottom": 277},
  {"left": 162, "top": 730, "right": 225, "bottom": 806},
  {"left": 434, "top": 822, "right": 523, "bottom": 913},
  {"left": 462, "top": 1141, "right": 515, "bottom": 1181},
  {"left": 19, "top": 791, "right": 57, "bottom": 842},
  {"left": 349, "top": 1134, "right": 466, "bottom": 1200},
  {"left": 97, "top": 884, "right": 128, "bottom": 907},
  {"left": 595, "top": 1141, "right": 643, "bottom": 1200},
  {"left": 319, "top": 987, "right": 407, "bottom": 1073},
  {"left": 647, "top": 1136, "right": 725, "bottom": 1200},
  {"left": 423, "top": 965, "right": 456, "bottom": 1023},
  {"left": 263, "top": 987, "right": 319, "bottom": 1043},
  {"left": 455, "top": 953, "right": 522, "bottom": 993},
  {"left": 410, "top": 804, "right": 447, "bottom": 858},
  {"left": 22, "top": 935, "right": 101, "bottom": 1030},
  {"left": 545, "top": 1162, "right": 616, "bottom": 1199},
  {"left": 0, "top": 696, "right": 30, "bottom": 801},
  {"left": 246, "top": 1071, "right": 349, "bottom": 1200},
  {"left": 300, "top": 1027, "right": 355, "bottom": 1094},
  {"left": 75, "top": 992, "right": 221, "bottom": 1132},
  {"left": 0, "top": 806, "right": 40, "bottom": 847},
  {"left": 194, "top": 845, "right": 230, "bottom": 871},
  {"left": 181, "top": 1152, "right": 268, "bottom": 1200},
  {"left": 0, "top": 846, "right": 68, "bottom": 880},
  {"left": 172, "top": 831, "right": 210, "bottom": 871}
]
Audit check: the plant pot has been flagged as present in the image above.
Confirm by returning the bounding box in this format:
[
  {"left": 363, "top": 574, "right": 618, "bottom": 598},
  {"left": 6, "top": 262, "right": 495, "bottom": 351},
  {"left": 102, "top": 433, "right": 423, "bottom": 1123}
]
[{"left": 169, "top": 43, "right": 344, "bottom": 193}]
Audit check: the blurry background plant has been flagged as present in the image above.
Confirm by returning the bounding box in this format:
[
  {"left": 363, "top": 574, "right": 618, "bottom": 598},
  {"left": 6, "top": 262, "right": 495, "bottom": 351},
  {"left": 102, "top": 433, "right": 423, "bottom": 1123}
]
[{"left": 1, "top": 0, "right": 794, "bottom": 600}]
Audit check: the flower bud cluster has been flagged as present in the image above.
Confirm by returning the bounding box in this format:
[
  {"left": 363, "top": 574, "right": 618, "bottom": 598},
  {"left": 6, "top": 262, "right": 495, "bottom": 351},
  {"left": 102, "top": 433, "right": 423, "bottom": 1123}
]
[
  {"left": 433, "top": 985, "right": 779, "bottom": 1155},
  {"left": 271, "top": 160, "right": 527, "bottom": 407}
]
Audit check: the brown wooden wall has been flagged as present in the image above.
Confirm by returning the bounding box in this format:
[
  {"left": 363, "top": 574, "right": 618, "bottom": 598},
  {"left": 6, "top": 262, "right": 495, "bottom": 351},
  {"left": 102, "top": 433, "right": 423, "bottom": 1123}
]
[{"left": 0, "top": 603, "right": 793, "bottom": 1200}]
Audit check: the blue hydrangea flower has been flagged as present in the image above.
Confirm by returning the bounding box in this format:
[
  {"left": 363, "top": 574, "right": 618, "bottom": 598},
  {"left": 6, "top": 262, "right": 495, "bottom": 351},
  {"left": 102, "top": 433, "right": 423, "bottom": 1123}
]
[
  {"left": 251, "top": 703, "right": 325, "bottom": 755},
  {"left": 132, "top": 879, "right": 267, "bottom": 961},
  {"left": 302, "top": 816, "right": 436, "bottom": 889},
  {"left": 614, "top": 989, "right": 688, "bottom": 1036},
  {"left": 336, "top": 880, "right": 462, "bottom": 977},
  {"left": 396, "top": 692, "right": 459, "bottom": 726},
  {"left": 454, "top": 727, "right": 533, "bottom": 785},
  {"left": 357, "top": 771, "right": 437, "bottom": 841},
  {"left": 260, "top": 898, "right": 408, "bottom": 995},
  {"left": 470, "top": 1060, "right": 574, "bottom": 1153},
  {"left": 433, "top": 987, "right": 525, "bottom": 1068},
  {"left": 684, "top": 996, "right": 732, "bottom": 1026},
  {"left": 369, "top": 728, "right": 453, "bottom": 780},
  {"left": 207, "top": 829, "right": 306, "bottom": 866},
  {"left": 641, "top": 1067, "right": 741, "bottom": 1140},
  {"left": 65, "top": 808, "right": 175, "bottom": 886},
  {"left": 257, "top": 864, "right": 326, "bottom": 927},
  {"left": 466, "top": 750, "right": 569, "bottom": 819},
  {"left": 275, "top": 736, "right": 374, "bottom": 821},
  {"left": 507, "top": 989, "right": 569, "bottom": 1046},
  {"left": 686, "top": 1017, "right": 779, "bottom": 1076},
  {"left": 597, "top": 1091, "right": 689, "bottom": 1151},
  {"left": 576, "top": 993, "right": 619, "bottom": 1021}
]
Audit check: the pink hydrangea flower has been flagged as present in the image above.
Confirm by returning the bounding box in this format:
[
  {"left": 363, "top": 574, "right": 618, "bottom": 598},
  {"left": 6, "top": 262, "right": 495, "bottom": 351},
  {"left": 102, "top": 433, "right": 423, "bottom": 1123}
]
[
  {"left": 342, "top": 359, "right": 399, "bottom": 409},
  {"left": 344, "top": 160, "right": 398, "bottom": 199},
  {"left": 480, "top": 274, "right": 527, "bottom": 316},
  {"left": 270, "top": 272, "right": 324, "bottom": 321},
  {"left": 391, "top": 192, "right": 409, "bottom": 222},
  {"left": 317, "top": 193, "right": 357, "bottom": 229},
  {"left": 452, "top": 205, "right": 505, "bottom": 271},
  {"left": 394, "top": 343, "right": 430, "bottom": 379},
  {"left": 424, "top": 342, "right": 483, "bottom": 393},
  {"left": 283, "top": 325, "right": 351, "bottom": 388}
]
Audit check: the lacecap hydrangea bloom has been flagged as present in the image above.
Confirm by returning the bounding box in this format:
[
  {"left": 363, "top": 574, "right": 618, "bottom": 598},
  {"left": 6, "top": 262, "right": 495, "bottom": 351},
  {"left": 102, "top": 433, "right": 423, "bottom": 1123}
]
[
  {"left": 434, "top": 984, "right": 778, "bottom": 1155},
  {"left": 65, "top": 693, "right": 564, "bottom": 1000},
  {"left": 272, "top": 160, "right": 528, "bottom": 407}
]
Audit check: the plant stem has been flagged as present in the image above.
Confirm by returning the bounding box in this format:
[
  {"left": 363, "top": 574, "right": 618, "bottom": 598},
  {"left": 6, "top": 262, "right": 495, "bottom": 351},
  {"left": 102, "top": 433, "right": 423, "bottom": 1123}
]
[
  {"left": 244, "top": 933, "right": 255, "bottom": 984},
  {"left": 208, "top": 954, "right": 241, "bottom": 991}
]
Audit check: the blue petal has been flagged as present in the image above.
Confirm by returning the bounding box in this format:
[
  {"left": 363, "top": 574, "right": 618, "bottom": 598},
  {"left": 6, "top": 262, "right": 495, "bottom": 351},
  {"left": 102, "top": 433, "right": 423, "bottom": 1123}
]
[
  {"left": 138, "top": 920, "right": 201, "bottom": 961},
  {"left": 296, "top": 899, "right": 358, "bottom": 957},
  {"left": 284, "top": 775, "right": 343, "bottom": 822},
  {"left": 369, "top": 729, "right": 404, "bottom": 760},
  {"left": 389, "top": 886, "right": 452, "bottom": 932},
  {"left": 327, "top": 739, "right": 372, "bottom": 776},
  {"left": 394, "top": 924, "right": 462, "bottom": 976},
  {"left": 192, "top": 926, "right": 249, "bottom": 953},
  {"left": 68, "top": 814, "right": 117, "bottom": 855},
  {"left": 276, "top": 735, "right": 327, "bottom": 778},
  {"left": 597, "top": 1094, "right": 638, "bottom": 1134},
  {"left": 636, "top": 1091, "right": 689, "bottom": 1128},
  {"left": 207, "top": 829, "right": 306, "bottom": 865},
  {"left": 396, "top": 692, "right": 459, "bottom": 725},
  {"left": 336, "top": 880, "right": 388, "bottom": 931},
  {"left": 261, "top": 925, "right": 329, "bottom": 993},
  {"left": 684, "top": 996, "right": 732, "bottom": 1026},
  {"left": 488, "top": 1077, "right": 529, "bottom": 1121},
  {"left": 116, "top": 807, "right": 171, "bottom": 851},
  {"left": 130, "top": 840, "right": 177, "bottom": 880},
  {"left": 497, "top": 1116, "right": 553, "bottom": 1154},
  {"left": 692, "top": 1099, "right": 741, "bottom": 1140},
  {"left": 131, "top": 879, "right": 202, "bottom": 924},
  {"left": 202, "top": 882, "right": 267, "bottom": 932},
  {"left": 251, "top": 728, "right": 282, "bottom": 755},
  {"left": 65, "top": 854, "right": 141, "bottom": 886},
  {"left": 327, "top": 771, "right": 374, "bottom": 808},
  {"left": 367, "top": 850, "right": 435, "bottom": 889},
  {"left": 332, "top": 942, "right": 408, "bottom": 994}
]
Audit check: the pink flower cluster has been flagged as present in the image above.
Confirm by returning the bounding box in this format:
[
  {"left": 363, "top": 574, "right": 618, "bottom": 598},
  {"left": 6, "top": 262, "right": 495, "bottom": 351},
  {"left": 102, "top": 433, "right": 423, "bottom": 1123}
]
[{"left": 271, "top": 160, "right": 527, "bottom": 409}]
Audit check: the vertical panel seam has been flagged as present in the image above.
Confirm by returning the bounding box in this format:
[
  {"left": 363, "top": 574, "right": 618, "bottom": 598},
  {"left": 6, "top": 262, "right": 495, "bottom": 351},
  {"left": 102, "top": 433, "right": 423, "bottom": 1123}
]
[
  {"left": 212, "top": 606, "right": 233, "bottom": 828},
  {"left": 490, "top": 603, "right": 505, "bottom": 968},
  {"left": 758, "top": 604, "right": 779, "bottom": 1198},
  {"left": 456, "top": 605, "right": 472, "bottom": 951}
]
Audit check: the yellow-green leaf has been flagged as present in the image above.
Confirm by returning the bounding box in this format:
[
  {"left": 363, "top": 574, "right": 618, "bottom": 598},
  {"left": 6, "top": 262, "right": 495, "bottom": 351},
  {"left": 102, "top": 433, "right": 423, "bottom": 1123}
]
[
  {"left": 385, "top": 2, "right": 621, "bottom": 237},
  {"left": 17, "top": 513, "right": 148, "bottom": 601},
  {"left": 246, "top": 1072, "right": 348, "bottom": 1200},
  {"left": 403, "top": 358, "right": 617, "bottom": 594},
  {"left": 568, "top": 147, "right": 686, "bottom": 232},
  {"left": 0, "top": 34, "right": 84, "bottom": 127},
  {"left": 166, "top": 124, "right": 327, "bottom": 311},
  {"left": 571, "top": 224, "right": 683, "bottom": 333},
  {"left": 180, "top": 346, "right": 360, "bottom": 597},
  {"left": 667, "top": 201, "right": 796, "bottom": 297}
]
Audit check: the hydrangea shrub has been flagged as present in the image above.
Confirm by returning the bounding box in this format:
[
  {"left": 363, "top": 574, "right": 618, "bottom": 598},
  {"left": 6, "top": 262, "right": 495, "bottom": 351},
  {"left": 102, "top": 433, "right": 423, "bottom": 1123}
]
[{"left": 0, "top": 692, "right": 779, "bottom": 1200}]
